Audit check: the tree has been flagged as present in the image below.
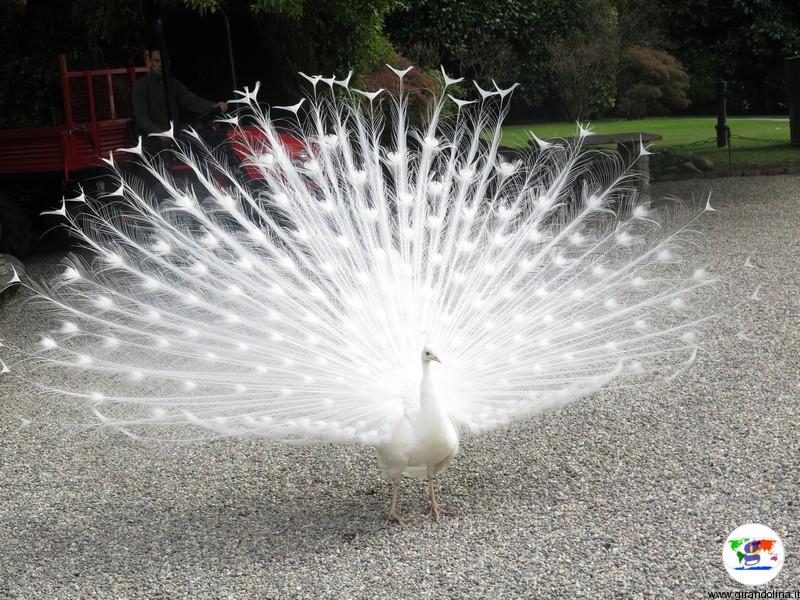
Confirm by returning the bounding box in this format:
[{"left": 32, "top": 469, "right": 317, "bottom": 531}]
[
  {"left": 179, "top": 0, "right": 396, "bottom": 87},
  {"left": 658, "top": 0, "right": 800, "bottom": 113},
  {"left": 547, "top": 0, "right": 620, "bottom": 120},
  {"left": 0, "top": 0, "right": 144, "bottom": 128},
  {"left": 385, "top": 0, "right": 578, "bottom": 107},
  {"left": 0, "top": 0, "right": 400, "bottom": 128},
  {"left": 616, "top": 47, "right": 689, "bottom": 119},
  {"left": 615, "top": 0, "right": 667, "bottom": 50}
]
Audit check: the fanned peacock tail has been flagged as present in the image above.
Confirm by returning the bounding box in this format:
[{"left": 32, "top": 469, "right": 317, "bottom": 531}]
[{"left": 4, "top": 67, "right": 717, "bottom": 443}]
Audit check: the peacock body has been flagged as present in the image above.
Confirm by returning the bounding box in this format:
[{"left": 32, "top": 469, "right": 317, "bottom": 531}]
[{"left": 3, "top": 67, "right": 715, "bottom": 523}]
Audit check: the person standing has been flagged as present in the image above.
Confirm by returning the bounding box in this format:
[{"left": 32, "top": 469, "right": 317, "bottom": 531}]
[{"left": 132, "top": 47, "right": 228, "bottom": 146}]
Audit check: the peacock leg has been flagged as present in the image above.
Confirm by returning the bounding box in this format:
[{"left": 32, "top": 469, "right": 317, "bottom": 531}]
[
  {"left": 385, "top": 478, "right": 407, "bottom": 527},
  {"left": 426, "top": 477, "right": 446, "bottom": 522},
  {"left": 426, "top": 473, "right": 457, "bottom": 521}
]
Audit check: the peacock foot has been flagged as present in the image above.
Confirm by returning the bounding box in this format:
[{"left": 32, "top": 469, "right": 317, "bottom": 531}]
[
  {"left": 426, "top": 504, "right": 455, "bottom": 522},
  {"left": 385, "top": 511, "right": 408, "bottom": 527}
]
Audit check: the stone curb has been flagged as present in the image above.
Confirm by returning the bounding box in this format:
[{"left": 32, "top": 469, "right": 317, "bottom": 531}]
[{"left": 653, "top": 165, "right": 800, "bottom": 182}]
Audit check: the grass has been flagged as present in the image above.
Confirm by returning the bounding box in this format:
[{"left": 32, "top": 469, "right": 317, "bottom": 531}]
[{"left": 499, "top": 116, "right": 800, "bottom": 171}]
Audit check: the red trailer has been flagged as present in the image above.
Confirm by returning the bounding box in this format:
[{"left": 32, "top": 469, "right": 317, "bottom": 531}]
[
  {"left": 0, "top": 55, "right": 147, "bottom": 257},
  {"left": 0, "top": 47, "right": 307, "bottom": 258},
  {"left": 0, "top": 55, "right": 146, "bottom": 180}
]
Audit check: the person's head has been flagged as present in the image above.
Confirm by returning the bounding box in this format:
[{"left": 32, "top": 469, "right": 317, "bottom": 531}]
[{"left": 147, "top": 48, "right": 163, "bottom": 75}]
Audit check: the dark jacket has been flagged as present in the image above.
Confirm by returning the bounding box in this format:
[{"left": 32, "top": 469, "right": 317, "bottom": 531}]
[{"left": 132, "top": 72, "right": 215, "bottom": 135}]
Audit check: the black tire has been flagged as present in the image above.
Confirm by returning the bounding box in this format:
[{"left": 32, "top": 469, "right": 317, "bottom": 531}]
[{"left": 0, "top": 189, "right": 34, "bottom": 258}]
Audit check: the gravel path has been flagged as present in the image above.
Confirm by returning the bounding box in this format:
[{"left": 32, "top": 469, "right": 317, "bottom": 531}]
[{"left": 1, "top": 175, "right": 798, "bottom": 599}]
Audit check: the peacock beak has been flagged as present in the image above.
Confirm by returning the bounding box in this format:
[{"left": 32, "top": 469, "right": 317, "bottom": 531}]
[{"left": 431, "top": 354, "right": 441, "bottom": 363}]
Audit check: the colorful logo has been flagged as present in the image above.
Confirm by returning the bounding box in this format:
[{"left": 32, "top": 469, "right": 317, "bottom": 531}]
[{"left": 722, "top": 523, "right": 785, "bottom": 586}]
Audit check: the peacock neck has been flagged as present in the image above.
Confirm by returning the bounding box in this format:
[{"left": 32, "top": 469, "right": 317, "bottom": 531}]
[{"left": 419, "top": 362, "right": 445, "bottom": 417}]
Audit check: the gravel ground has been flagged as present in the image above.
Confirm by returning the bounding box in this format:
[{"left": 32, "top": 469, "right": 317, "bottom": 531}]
[{"left": 1, "top": 174, "right": 798, "bottom": 599}]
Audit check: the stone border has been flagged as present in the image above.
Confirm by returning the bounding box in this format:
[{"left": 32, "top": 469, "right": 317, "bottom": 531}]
[{"left": 654, "top": 164, "right": 800, "bottom": 182}]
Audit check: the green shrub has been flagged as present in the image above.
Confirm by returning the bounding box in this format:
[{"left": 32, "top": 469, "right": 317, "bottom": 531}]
[
  {"left": 362, "top": 58, "right": 438, "bottom": 133},
  {"left": 385, "top": 0, "right": 579, "bottom": 108},
  {"left": 617, "top": 46, "right": 689, "bottom": 119}
]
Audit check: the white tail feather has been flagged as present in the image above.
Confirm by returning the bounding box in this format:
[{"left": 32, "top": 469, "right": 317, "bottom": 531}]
[{"left": 6, "top": 69, "right": 717, "bottom": 443}]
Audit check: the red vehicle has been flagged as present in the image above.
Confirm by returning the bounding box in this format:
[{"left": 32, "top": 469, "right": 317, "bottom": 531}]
[
  {"left": 0, "top": 55, "right": 149, "bottom": 257},
  {"left": 0, "top": 55, "right": 147, "bottom": 182},
  {"left": 0, "top": 50, "right": 307, "bottom": 258}
]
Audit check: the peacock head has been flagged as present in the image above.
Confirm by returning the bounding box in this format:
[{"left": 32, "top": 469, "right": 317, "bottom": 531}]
[{"left": 421, "top": 347, "right": 441, "bottom": 364}]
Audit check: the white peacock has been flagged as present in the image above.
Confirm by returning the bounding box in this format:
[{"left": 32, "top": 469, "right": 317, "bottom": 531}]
[{"left": 3, "top": 66, "right": 715, "bottom": 525}]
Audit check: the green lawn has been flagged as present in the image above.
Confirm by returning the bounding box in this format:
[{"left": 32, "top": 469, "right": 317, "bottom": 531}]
[{"left": 500, "top": 117, "right": 800, "bottom": 170}]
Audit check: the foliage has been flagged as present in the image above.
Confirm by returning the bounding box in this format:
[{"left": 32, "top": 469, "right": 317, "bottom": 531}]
[
  {"left": 363, "top": 60, "right": 437, "bottom": 129},
  {"left": 616, "top": 47, "right": 689, "bottom": 119},
  {"left": 658, "top": 0, "right": 800, "bottom": 113},
  {"left": 0, "top": 0, "right": 144, "bottom": 129},
  {"left": 6, "top": 0, "right": 800, "bottom": 132},
  {"left": 360, "top": 59, "right": 467, "bottom": 134},
  {"left": 385, "top": 0, "right": 578, "bottom": 107},
  {"left": 0, "top": 0, "right": 398, "bottom": 130},
  {"left": 614, "top": 0, "right": 667, "bottom": 50},
  {"left": 423, "top": 67, "right": 467, "bottom": 121},
  {"left": 179, "top": 0, "right": 396, "bottom": 83},
  {"left": 181, "top": 0, "right": 303, "bottom": 18},
  {"left": 546, "top": 0, "right": 619, "bottom": 121}
]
